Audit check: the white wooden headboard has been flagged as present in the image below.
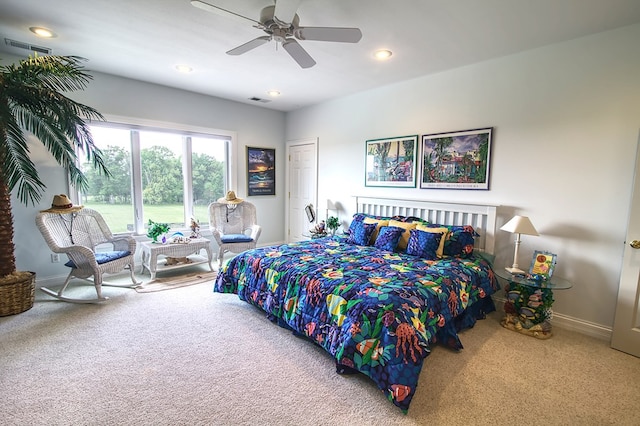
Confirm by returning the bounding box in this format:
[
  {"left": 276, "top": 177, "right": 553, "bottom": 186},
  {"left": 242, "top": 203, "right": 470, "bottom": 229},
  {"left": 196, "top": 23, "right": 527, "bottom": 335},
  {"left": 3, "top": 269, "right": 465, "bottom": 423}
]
[{"left": 355, "top": 196, "right": 498, "bottom": 255}]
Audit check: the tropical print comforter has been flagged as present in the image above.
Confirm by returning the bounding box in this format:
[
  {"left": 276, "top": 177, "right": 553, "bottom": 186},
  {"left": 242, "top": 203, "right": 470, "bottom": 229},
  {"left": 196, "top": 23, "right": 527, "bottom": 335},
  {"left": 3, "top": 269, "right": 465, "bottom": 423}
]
[{"left": 214, "top": 236, "right": 499, "bottom": 412}]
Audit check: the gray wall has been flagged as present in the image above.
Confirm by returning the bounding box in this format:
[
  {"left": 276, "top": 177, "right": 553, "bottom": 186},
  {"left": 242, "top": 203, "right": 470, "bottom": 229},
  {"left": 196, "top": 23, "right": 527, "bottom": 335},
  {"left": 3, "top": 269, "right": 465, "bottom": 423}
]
[{"left": 285, "top": 23, "right": 640, "bottom": 336}]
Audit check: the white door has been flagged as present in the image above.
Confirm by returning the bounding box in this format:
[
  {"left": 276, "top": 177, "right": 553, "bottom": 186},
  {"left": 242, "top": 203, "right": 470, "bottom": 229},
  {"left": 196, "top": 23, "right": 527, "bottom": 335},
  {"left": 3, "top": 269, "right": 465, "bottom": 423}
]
[
  {"left": 611, "top": 138, "right": 640, "bottom": 357},
  {"left": 286, "top": 138, "right": 318, "bottom": 243}
]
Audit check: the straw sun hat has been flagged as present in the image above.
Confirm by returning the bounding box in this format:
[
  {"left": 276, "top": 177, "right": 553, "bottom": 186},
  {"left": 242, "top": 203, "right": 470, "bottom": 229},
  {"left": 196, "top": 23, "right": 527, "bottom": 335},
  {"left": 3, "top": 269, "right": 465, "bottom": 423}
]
[
  {"left": 40, "top": 194, "right": 84, "bottom": 213},
  {"left": 217, "top": 191, "right": 244, "bottom": 205}
]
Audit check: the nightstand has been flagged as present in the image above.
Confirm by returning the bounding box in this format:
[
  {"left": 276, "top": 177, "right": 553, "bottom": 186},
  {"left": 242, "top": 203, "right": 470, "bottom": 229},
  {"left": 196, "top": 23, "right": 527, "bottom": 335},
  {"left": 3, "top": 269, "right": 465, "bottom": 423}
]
[{"left": 494, "top": 268, "right": 572, "bottom": 339}]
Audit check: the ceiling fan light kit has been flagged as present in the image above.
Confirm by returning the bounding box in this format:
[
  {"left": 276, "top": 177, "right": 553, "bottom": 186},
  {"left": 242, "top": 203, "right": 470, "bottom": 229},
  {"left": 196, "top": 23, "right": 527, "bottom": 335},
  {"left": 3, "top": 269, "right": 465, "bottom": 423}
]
[{"left": 192, "top": 0, "right": 362, "bottom": 69}]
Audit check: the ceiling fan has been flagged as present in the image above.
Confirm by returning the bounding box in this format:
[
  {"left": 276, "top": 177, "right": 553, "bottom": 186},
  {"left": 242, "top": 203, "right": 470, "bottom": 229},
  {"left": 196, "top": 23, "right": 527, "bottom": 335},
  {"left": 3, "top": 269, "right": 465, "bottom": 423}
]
[{"left": 191, "top": 0, "right": 363, "bottom": 68}]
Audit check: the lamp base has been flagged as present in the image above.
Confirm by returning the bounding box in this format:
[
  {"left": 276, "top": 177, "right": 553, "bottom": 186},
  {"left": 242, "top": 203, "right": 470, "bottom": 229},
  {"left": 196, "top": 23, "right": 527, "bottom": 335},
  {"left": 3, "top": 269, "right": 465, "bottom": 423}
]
[{"left": 505, "top": 266, "right": 525, "bottom": 275}]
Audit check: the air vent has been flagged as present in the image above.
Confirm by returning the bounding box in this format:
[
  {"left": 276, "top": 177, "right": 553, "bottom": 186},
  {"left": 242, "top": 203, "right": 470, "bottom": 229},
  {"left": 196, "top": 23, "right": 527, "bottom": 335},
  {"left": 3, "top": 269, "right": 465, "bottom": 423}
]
[
  {"left": 5, "top": 38, "right": 51, "bottom": 54},
  {"left": 248, "top": 97, "right": 271, "bottom": 103}
]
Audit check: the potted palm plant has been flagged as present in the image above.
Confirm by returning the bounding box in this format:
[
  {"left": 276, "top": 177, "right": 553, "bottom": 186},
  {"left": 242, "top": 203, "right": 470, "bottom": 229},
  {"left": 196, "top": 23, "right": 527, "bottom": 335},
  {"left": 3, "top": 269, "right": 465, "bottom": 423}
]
[{"left": 0, "top": 55, "right": 109, "bottom": 315}]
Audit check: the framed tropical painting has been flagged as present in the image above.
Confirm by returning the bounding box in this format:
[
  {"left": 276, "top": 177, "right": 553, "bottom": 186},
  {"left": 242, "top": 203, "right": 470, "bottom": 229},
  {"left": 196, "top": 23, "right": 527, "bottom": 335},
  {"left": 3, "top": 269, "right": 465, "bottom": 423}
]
[
  {"left": 247, "top": 146, "right": 275, "bottom": 196},
  {"left": 420, "top": 127, "right": 493, "bottom": 190},
  {"left": 365, "top": 135, "right": 418, "bottom": 187}
]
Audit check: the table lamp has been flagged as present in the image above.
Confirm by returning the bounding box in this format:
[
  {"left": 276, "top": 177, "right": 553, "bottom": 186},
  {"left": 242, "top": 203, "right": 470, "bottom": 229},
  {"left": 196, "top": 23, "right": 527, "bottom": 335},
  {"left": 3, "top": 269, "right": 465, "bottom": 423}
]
[{"left": 500, "top": 215, "right": 539, "bottom": 274}]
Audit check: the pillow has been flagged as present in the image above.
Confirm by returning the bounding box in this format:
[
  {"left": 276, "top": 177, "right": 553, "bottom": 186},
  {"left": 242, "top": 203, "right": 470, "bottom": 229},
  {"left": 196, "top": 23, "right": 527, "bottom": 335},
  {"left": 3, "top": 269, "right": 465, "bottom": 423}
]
[
  {"left": 346, "top": 221, "right": 377, "bottom": 246},
  {"left": 64, "top": 250, "right": 131, "bottom": 268},
  {"left": 347, "top": 213, "right": 389, "bottom": 235},
  {"left": 444, "top": 226, "right": 477, "bottom": 258},
  {"left": 425, "top": 224, "right": 478, "bottom": 258},
  {"left": 221, "top": 234, "right": 254, "bottom": 243},
  {"left": 373, "top": 226, "right": 404, "bottom": 252},
  {"left": 416, "top": 224, "right": 448, "bottom": 258},
  {"left": 363, "top": 217, "right": 389, "bottom": 242},
  {"left": 406, "top": 229, "right": 443, "bottom": 260},
  {"left": 388, "top": 219, "right": 417, "bottom": 251}
]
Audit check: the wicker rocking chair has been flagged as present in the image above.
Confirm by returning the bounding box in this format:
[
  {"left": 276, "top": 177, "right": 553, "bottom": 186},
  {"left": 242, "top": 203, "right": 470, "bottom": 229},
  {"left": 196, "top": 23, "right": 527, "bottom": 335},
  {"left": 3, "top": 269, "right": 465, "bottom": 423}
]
[
  {"left": 35, "top": 208, "right": 140, "bottom": 303},
  {"left": 208, "top": 200, "right": 261, "bottom": 267}
]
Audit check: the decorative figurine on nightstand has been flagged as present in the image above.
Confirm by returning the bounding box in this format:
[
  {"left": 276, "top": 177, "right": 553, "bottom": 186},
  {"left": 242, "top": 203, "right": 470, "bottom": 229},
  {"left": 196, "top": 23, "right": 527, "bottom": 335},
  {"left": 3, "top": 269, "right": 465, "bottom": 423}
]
[
  {"left": 190, "top": 217, "right": 201, "bottom": 239},
  {"left": 309, "top": 220, "right": 327, "bottom": 238}
]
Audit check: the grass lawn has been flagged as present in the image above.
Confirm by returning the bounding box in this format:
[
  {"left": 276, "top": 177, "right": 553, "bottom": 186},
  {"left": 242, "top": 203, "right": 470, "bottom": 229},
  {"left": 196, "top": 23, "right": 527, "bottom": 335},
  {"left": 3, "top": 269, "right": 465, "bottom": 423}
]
[{"left": 84, "top": 203, "right": 209, "bottom": 234}]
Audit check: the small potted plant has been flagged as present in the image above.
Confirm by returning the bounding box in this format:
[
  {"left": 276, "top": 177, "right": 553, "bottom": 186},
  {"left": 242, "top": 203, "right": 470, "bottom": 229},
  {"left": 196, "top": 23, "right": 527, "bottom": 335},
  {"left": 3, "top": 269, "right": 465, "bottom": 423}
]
[
  {"left": 147, "top": 220, "right": 170, "bottom": 243},
  {"left": 326, "top": 216, "right": 340, "bottom": 236}
]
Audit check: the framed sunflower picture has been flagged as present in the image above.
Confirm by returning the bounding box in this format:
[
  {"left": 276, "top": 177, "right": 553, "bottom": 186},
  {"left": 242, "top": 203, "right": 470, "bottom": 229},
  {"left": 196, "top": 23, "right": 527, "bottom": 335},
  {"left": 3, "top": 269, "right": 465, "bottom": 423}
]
[{"left": 528, "top": 250, "right": 557, "bottom": 281}]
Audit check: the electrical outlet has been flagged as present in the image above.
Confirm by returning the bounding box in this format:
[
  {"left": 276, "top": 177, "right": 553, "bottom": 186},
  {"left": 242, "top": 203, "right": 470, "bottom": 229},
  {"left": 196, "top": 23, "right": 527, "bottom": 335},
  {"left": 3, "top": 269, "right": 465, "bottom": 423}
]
[{"left": 51, "top": 253, "right": 60, "bottom": 263}]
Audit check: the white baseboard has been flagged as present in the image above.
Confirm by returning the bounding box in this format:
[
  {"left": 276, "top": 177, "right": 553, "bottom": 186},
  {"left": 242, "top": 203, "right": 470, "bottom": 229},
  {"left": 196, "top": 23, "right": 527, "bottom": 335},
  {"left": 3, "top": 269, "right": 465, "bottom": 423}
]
[
  {"left": 34, "top": 274, "right": 69, "bottom": 289},
  {"left": 493, "top": 295, "right": 612, "bottom": 342}
]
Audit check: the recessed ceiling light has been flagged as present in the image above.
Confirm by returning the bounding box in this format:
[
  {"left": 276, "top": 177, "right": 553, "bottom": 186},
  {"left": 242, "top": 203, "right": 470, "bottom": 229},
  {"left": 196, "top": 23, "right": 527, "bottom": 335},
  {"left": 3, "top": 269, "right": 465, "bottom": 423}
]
[
  {"left": 374, "top": 49, "right": 392, "bottom": 60},
  {"left": 29, "top": 27, "right": 56, "bottom": 38},
  {"left": 175, "top": 64, "right": 193, "bottom": 73},
  {"left": 267, "top": 90, "right": 281, "bottom": 97}
]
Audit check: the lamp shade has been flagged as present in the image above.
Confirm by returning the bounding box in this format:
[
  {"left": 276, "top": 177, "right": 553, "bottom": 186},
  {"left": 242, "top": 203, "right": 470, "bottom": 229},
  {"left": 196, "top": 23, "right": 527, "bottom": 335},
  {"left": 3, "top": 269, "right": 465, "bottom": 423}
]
[{"left": 500, "top": 215, "right": 539, "bottom": 236}]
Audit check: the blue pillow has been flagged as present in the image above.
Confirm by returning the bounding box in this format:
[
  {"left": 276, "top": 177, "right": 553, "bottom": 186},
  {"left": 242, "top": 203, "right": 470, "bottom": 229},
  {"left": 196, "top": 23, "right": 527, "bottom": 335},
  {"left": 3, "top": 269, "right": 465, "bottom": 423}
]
[
  {"left": 406, "top": 229, "right": 443, "bottom": 260},
  {"left": 374, "top": 226, "right": 404, "bottom": 252},
  {"left": 65, "top": 250, "right": 131, "bottom": 268},
  {"left": 221, "top": 234, "right": 254, "bottom": 243},
  {"left": 426, "top": 224, "right": 478, "bottom": 258},
  {"left": 347, "top": 213, "right": 391, "bottom": 236},
  {"left": 346, "top": 221, "right": 376, "bottom": 246}
]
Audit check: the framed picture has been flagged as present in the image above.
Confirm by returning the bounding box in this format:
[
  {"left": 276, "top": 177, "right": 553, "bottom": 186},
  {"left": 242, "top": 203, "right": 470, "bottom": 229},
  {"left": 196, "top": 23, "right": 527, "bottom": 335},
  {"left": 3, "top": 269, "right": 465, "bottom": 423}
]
[
  {"left": 247, "top": 146, "right": 275, "bottom": 196},
  {"left": 365, "top": 135, "right": 418, "bottom": 187},
  {"left": 528, "top": 250, "right": 557, "bottom": 281},
  {"left": 304, "top": 204, "right": 316, "bottom": 223},
  {"left": 420, "top": 127, "right": 493, "bottom": 190}
]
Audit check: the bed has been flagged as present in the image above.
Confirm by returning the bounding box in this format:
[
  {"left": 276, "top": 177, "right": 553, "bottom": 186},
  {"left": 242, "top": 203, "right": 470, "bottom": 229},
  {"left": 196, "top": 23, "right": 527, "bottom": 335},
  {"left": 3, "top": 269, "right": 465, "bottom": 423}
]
[{"left": 214, "top": 196, "right": 500, "bottom": 412}]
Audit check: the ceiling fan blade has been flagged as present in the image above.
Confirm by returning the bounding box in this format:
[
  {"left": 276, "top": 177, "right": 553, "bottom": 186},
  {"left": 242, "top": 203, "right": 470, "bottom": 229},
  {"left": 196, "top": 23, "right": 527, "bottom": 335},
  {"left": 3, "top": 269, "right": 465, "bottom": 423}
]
[
  {"left": 295, "top": 27, "right": 362, "bottom": 43},
  {"left": 226, "top": 36, "right": 271, "bottom": 55},
  {"left": 273, "top": 0, "right": 302, "bottom": 26},
  {"left": 190, "top": 0, "right": 260, "bottom": 25},
  {"left": 282, "top": 39, "right": 316, "bottom": 69}
]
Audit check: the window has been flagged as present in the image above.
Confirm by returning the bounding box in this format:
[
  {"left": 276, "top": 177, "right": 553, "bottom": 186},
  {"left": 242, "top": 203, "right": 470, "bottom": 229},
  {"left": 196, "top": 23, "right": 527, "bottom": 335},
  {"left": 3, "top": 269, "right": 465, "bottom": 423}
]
[{"left": 77, "top": 122, "right": 231, "bottom": 235}]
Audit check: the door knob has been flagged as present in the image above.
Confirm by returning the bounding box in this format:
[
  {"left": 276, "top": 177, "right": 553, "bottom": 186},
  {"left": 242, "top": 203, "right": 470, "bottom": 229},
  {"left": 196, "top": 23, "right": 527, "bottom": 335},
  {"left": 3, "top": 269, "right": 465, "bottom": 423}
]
[{"left": 631, "top": 240, "right": 640, "bottom": 249}]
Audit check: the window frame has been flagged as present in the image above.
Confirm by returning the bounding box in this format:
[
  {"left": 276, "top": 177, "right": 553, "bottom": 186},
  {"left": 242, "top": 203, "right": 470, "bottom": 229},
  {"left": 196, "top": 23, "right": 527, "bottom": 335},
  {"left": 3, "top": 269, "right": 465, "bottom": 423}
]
[{"left": 72, "top": 114, "right": 237, "bottom": 236}]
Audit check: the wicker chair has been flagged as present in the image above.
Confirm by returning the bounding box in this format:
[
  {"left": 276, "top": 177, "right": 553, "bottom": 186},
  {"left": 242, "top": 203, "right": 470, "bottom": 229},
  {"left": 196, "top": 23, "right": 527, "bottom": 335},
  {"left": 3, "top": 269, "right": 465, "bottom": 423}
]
[
  {"left": 35, "top": 208, "right": 140, "bottom": 303},
  {"left": 208, "top": 201, "right": 261, "bottom": 267}
]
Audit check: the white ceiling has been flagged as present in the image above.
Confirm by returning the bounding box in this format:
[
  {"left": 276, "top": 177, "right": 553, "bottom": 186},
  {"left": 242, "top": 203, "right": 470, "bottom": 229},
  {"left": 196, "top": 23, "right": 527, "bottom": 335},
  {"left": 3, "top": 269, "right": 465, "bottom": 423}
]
[{"left": 1, "top": 0, "right": 640, "bottom": 112}]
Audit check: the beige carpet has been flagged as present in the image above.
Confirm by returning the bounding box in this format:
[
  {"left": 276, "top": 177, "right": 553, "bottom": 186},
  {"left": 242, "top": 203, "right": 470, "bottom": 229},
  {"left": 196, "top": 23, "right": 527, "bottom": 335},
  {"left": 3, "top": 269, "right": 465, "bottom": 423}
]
[
  {"left": 2, "top": 269, "right": 639, "bottom": 425},
  {"left": 135, "top": 270, "right": 217, "bottom": 293}
]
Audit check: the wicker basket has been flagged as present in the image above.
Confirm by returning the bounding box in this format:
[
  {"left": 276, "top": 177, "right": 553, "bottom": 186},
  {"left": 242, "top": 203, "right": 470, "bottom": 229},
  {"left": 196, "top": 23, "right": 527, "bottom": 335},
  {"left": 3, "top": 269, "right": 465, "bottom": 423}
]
[{"left": 0, "top": 271, "right": 36, "bottom": 316}]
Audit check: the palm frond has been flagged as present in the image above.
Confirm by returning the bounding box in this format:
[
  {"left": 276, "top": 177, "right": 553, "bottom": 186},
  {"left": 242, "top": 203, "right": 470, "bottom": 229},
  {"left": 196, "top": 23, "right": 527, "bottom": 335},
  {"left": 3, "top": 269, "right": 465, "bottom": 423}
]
[
  {"left": 1, "top": 117, "right": 46, "bottom": 205},
  {"left": 1, "top": 55, "right": 94, "bottom": 93},
  {"left": 0, "top": 54, "right": 109, "bottom": 206}
]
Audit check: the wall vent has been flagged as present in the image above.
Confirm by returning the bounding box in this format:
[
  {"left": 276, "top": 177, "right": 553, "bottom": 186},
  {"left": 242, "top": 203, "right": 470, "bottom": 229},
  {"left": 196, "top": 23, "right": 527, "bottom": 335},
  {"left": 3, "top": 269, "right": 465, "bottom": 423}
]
[
  {"left": 248, "top": 97, "right": 271, "bottom": 103},
  {"left": 4, "top": 38, "right": 51, "bottom": 54}
]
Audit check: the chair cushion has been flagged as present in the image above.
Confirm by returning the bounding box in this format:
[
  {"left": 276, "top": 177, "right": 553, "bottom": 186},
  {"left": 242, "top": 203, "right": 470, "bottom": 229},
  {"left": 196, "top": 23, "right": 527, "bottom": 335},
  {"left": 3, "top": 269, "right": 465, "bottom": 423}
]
[
  {"left": 221, "top": 234, "right": 254, "bottom": 243},
  {"left": 64, "top": 250, "right": 131, "bottom": 268}
]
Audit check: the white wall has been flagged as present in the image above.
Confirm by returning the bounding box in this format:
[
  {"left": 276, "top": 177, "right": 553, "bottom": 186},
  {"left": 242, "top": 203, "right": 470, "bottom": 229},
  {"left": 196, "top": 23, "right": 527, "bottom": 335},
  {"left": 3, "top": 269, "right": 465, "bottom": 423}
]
[
  {"left": 2, "top": 53, "right": 287, "bottom": 281},
  {"left": 285, "top": 24, "right": 640, "bottom": 333}
]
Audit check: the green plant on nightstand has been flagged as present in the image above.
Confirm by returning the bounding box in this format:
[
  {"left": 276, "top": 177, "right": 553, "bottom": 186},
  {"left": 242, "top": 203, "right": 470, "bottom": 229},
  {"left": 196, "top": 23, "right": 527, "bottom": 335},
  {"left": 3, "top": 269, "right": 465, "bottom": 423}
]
[{"left": 326, "top": 216, "right": 340, "bottom": 236}]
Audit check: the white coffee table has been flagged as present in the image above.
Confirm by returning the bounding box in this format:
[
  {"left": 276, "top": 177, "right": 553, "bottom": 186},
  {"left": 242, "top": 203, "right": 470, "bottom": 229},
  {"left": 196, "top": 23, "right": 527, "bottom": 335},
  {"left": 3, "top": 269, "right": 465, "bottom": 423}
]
[{"left": 140, "top": 238, "right": 213, "bottom": 280}]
